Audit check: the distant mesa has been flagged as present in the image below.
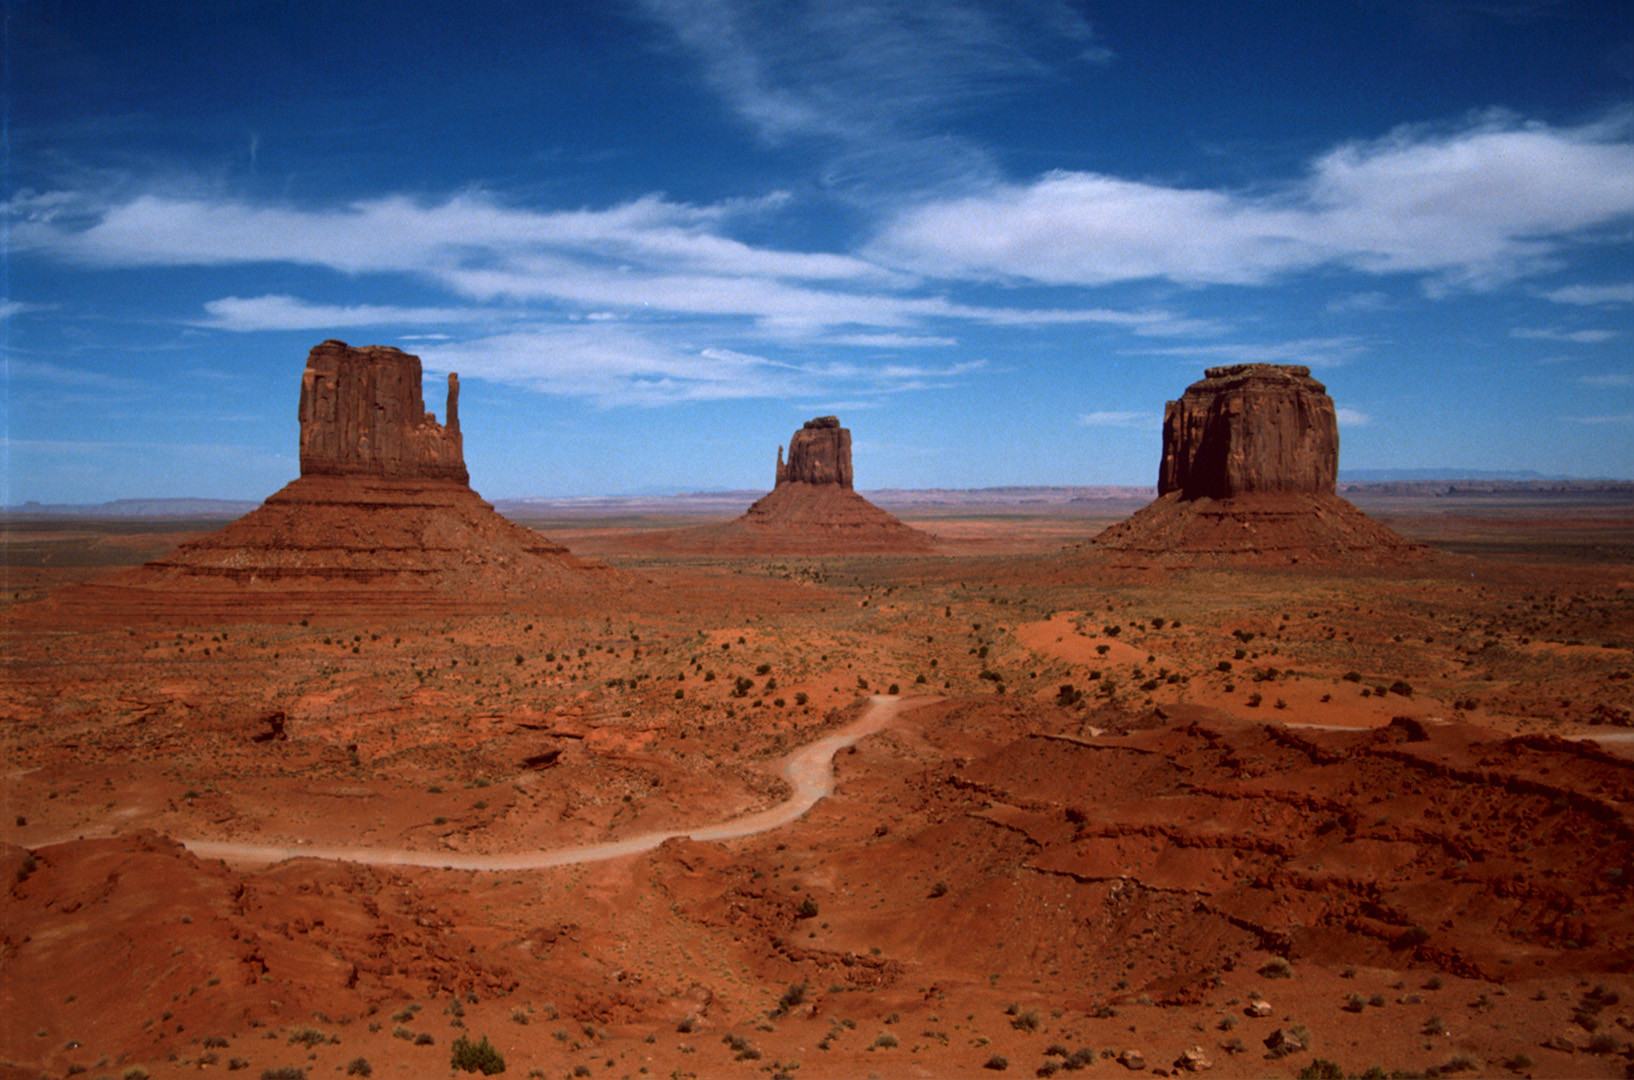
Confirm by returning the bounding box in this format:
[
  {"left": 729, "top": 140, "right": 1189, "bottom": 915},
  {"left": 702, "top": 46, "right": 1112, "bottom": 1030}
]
[
  {"left": 1090, "top": 364, "right": 1424, "bottom": 563},
  {"left": 41, "top": 341, "right": 607, "bottom": 620}
]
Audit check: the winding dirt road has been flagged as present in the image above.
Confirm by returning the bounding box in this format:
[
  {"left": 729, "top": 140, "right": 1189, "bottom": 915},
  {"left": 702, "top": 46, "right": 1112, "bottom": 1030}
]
[{"left": 179, "top": 695, "right": 909, "bottom": 871}]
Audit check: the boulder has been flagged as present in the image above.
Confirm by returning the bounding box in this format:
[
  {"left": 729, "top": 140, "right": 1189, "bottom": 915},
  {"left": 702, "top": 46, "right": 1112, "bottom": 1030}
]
[{"left": 1159, "top": 364, "right": 1337, "bottom": 499}]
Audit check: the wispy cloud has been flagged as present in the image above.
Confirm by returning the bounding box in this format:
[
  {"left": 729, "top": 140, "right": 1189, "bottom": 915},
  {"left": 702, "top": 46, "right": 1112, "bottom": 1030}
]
[
  {"left": 868, "top": 112, "right": 1634, "bottom": 290},
  {"left": 1541, "top": 282, "right": 1634, "bottom": 305},
  {"left": 635, "top": 0, "right": 1108, "bottom": 196},
  {"left": 1581, "top": 373, "right": 1634, "bottom": 388},
  {"left": 416, "top": 325, "right": 988, "bottom": 406},
  {"left": 1079, "top": 410, "right": 1154, "bottom": 427},
  {"left": 1335, "top": 406, "right": 1371, "bottom": 427},
  {"left": 1512, "top": 326, "right": 1619, "bottom": 343},
  {"left": 198, "top": 295, "right": 499, "bottom": 331},
  {"left": 0, "top": 300, "right": 53, "bottom": 320},
  {"left": 6, "top": 358, "right": 145, "bottom": 392}
]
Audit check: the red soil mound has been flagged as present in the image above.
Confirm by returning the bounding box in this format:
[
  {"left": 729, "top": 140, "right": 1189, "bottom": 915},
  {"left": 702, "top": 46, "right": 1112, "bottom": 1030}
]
[
  {"left": 1085, "top": 491, "right": 1428, "bottom": 565},
  {"left": 17, "top": 476, "right": 615, "bottom": 624},
  {"left": 632, "top": 482, "right": 937, "bottom": 555}
]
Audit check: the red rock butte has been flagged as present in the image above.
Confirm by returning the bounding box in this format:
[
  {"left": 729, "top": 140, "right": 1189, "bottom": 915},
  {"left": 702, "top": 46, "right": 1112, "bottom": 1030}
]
[
  {"left": 32, "top": 341, "right": 606, "bottom": 621},
  {"left": 1091, "top": 364, "right": 1423, "bottom": 563},
  {"left": 632, "top": 417, "right": 935, "bottom": 555}
]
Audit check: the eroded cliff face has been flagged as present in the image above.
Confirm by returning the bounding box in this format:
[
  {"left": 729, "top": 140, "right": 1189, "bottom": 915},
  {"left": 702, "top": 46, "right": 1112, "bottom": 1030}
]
[
  {"left": 1158, "top": 364, "right": 1338, "bottom": 499},
  {"left": 775, "top": 416, "right": 854, "bottom": 489},
  {"left": 297, "top": 340, "right": 467, "bottom": 484}
]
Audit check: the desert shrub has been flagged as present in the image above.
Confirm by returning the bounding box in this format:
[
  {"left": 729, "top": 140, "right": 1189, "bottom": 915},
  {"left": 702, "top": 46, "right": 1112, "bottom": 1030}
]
[
  {"left": 795, "top": 691, "right": 809, "bottom": 705},
  {"left": 414, "top": 1032, "right": 435, "bottom": 1046},
  {"left": 929, "top": 880, "right": 949, "bottom": 898},
  {"left": 287, "top": 1027, "right": 328, "bottom": 1047},
  {"left": 887, "top": 683, "right": 900, "bottom": 694},
  {"left": 1586, "top": 1033, "right": 1622, "bottom": 1055},
  {"left": 1443, "top": 1052, "right": 1480, "bottom": 1071},
  {"left": 260, "top": 1070, "right": 305, "bottom": 1080},
  {"left": 1422, "top": 1015, "right": 1448, "bottom": 1036},
  {"left": 777, "top": 982, "right": 809, "bottom": 1014},
  {"left": 983, "top": 1054, "right": 1009, "bottom": 1070},
  {"left": 203, "top": 1036, "right": 230, "bottom": 1048},
  {"left": 449, "top": 1034, "right": 506, "bottom": 1074},
  {"left": 1297, "top": 1061, "right": 1345, "bottom": 1080},
  {"left": 796, "top": 896, "right": 819, "bottom": 919},
  {"left": 1343, "top": 993, "right": 1366, "bottom": 1013},
  {"left": 121, "top": 1070, "right": 151, "bottom": 1080},
  {"left": 1502, "top": 1052, "right": 1533, "bottom": 1070},
  {"left": 392, "top": 1026, "right": 414, "bottom": 1040},
  {"left": 1246, "top": 692, "right": 1263, "bottom": 708},
  {"left": 1217, "top": 661, "right": 1232, "bottom": 672},
  {"left": 872, "top": 1033, "right": 898, "bottom": 1049},
  {"left": 1011, "top": 1009, "right": 1040, "bottom": 1032},
  {"left": 345, "top": 1059, "right": 372, "bottom": 1077},
  {"left": 1389, "top": 680, "right": 1414, "bottom": 697},
  {"left": 1342, "top": 671, "right": 1361, "bottom": 682}
]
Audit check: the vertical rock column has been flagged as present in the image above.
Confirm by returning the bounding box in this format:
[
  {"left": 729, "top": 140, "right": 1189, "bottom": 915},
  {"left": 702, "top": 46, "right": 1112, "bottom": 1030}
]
[
  {"left": 297, "top": 340, "right": 468, "bottom": 484},
  {"left": 777, "top": 416, "right": 854, "bottom": 489},
  {"left": 1157, "top": 364, "right": 1338, "bottom": 499}
]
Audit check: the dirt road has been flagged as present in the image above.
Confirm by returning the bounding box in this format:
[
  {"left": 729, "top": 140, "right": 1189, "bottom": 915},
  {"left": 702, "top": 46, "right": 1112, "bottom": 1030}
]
[{"left": 179, "top": 695, "right": 912, "bottom": 870}]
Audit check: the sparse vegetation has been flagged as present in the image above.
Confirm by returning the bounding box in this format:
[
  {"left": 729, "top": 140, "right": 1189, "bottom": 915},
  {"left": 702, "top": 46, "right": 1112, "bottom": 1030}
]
[{"left": 450, "top": 1034, "right": 506, "bottom": 1074}]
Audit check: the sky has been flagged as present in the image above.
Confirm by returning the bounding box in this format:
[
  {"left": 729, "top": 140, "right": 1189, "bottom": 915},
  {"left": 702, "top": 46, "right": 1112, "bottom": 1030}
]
[{"left": 4, "top": 0, "right": 1633, "bottom": 503}]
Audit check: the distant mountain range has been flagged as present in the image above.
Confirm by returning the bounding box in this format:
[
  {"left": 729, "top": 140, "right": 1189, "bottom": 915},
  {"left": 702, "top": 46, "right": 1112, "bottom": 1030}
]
[{"left": 8, "top": 475, "right": 1631, "bottom": 519}]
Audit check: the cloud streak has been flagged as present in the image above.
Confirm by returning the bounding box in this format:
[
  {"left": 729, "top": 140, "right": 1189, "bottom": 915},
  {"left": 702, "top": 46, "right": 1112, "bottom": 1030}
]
[{"left": 869, "top": 113, "right": 1634, "bottom": 290}]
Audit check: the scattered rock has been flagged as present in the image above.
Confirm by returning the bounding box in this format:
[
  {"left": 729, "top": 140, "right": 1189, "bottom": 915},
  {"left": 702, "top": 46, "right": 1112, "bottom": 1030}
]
[
  {"left": 1118, "top": 1048, "right": 1147, "bottom": 1070},
  {"left": 1245, "top": 1000, "right": 1274, "bottom": 1018},
  {"left": 1541, "top": 1035, "right": 1577, "bottom": 1053},
  {"left": 1174, "top": 1045, "right": 1213, "bottom": 1071},
  {"left": 1264, "top": 1028, "right": 1306, "bottom": 1057}
]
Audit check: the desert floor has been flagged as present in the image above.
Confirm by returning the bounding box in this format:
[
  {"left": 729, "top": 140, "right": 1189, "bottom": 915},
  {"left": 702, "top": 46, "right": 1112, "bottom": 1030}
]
[{"left": 3, "top": 489, "right": 1632, "bottom": 1080}]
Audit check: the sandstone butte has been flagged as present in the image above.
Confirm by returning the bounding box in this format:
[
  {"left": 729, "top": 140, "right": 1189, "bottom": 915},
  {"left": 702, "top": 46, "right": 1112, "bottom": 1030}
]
[
  {"left": 1090, "top": 363, "right": 1423, "bottom": 563},
  {"left": 637, "top": 416, "right": 936, "bottom": 555},
  {"left": 34, "top": 341, "right": 607, "bottom": 621}
]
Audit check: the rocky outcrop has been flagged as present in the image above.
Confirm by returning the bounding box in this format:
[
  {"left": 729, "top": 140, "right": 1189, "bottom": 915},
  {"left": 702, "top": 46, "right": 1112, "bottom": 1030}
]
[
  {"left": 1089, "top": 365, "right": 1424, "bottom": 565},
  {"left": 776, "top": 416, "right": 853, "bottom": 488},
  {"left": 55, "top": 341, "right": 611, "bottom": 619},
  {"left": 1159, "top": 364, "right": 1337, "bottom": 499},
  {"left": 298, "top": 340, "right": 467, "bottom": 483},
  {"left": 628, "top": 416, "right": 934, "bottom": 554}
]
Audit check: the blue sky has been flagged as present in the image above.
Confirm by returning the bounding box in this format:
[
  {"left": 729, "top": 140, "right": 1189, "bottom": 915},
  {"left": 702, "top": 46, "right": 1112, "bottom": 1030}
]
[{"left": 5, "top": 0, "right": 1632, "bottom": 503}]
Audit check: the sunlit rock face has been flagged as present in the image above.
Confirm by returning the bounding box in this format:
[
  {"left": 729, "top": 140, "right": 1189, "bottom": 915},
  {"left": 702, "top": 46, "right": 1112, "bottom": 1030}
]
[
  {"left": 775, "top": 416, "right": 854, "bottom": 489},
  {"left": 298, "top": 340, "right": 467, "bottom": 484},
  {"left": 1158, "top": 364, "right": 1338, "bottom": 500}
]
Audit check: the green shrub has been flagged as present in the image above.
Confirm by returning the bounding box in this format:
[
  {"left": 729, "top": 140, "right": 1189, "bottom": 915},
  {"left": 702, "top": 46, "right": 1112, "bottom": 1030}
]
[
  {"left": 345, "top": 1060, "right": 372, "bottom": 1077},
  {"left": 983, "top": 1054, "right": 1009, "bottom": 1070},
  {"left": 1297, "top": 1061, "right": 1344, "bottom": 1080},
  {"left": 449, "top": 1033, "right": 506, "bottom": 1074}
]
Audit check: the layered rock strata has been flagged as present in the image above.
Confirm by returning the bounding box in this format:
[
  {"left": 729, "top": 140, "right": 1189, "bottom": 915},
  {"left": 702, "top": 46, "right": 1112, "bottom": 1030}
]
[
  {"left": 632, "top": 416, "right": 933, "bottom": 554},
  {"left": 1158, "top": 364, "right": 1337, "bottom": 498},
  {"left": 1091, "top": 364, "right": 1422, "bottom": 564},
  {"left": 60, "top": 341, "right": 603, "bottom": 618},
  {"left": 298, "top": 340, "right": 468, "bottom": 483}
]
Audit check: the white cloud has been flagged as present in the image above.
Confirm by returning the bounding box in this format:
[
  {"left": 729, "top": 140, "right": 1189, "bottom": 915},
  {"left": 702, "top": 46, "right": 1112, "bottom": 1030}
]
[
  {"left": 868, "top": 113, "right": 1634, "bottom": 290},
  {"left": 416, "top": 325, "right": 987, "bottom": 407},
  {"left": 0, "top": 300, "right": 52, "bottom": 319},
  {"left": 1511, "top": 327, "right": 1619, "bottom": 343},
  {"left": 1079, "top": 410, "right": 1153, "bottom": 427},
  {"left": 198, "top": 295, "right": 497, "bottom": 332},
  {"left": 1542, "top": 282, "right": 1634, "bottom": 306},
  {"left": 1335, "top": 406, "right": 1371, "bottom": 427},
  {"left": 1581, "top": 373, "right": 1634, "bottom": 388}
]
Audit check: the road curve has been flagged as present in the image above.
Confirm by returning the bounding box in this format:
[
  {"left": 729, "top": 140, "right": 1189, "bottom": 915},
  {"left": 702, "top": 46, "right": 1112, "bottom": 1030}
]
[{"left": 179, "top": 695, "right": 910, "bottom": 871}]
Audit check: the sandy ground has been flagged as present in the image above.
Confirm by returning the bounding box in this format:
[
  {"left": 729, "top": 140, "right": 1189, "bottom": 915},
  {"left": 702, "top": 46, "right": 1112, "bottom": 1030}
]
[{"left": 3, "top": 495, "right": 1633, "bottom": 1079}]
